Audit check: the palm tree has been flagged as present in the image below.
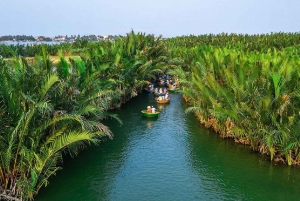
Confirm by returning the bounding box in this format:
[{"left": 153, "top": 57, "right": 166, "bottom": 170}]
[
  {"left": 173, "top": 43, "right": 300, "bottom": 165},
  {"left": 0, "top": 50, "right": 115, "bottom": 200}
]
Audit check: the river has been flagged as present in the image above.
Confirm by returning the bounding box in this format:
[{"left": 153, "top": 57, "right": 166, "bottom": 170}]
[{"left": 36, "top": 92, "right": 300, "bottom": 201}]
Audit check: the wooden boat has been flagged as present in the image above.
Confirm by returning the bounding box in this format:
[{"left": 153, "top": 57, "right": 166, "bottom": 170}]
[
  {"left": 168, "top": 88, "right": 180, "bottom": 93},
  {"left": 141, "top": 110, "right": 160, "bottom": 117},
  {"left": 155, "top": 97, "right": 170, "bottom": 104}
]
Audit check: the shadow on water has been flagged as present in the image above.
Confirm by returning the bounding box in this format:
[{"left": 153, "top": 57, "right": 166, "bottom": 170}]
[{"left": 37, "top": 92, "right": 300, "bottom": 201}]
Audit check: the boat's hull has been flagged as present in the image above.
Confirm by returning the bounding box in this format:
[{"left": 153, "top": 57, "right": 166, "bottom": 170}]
[
  {"left": 155, "top": 97, "right": 170, "bottom": 104},
  {"left": 168, "top": 88, "right": 180, "bottom": 93},
  {"left": 141, "top": 110, "right": 159, "bottom": 117}
]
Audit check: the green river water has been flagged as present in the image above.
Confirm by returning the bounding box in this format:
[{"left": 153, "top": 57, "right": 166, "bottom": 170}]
[{"left": 37, "top": 93, "right": 300, "bottom": 201}]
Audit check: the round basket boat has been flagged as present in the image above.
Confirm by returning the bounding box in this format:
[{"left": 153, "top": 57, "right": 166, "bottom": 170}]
[
  {"left": 168, "top": 88, "right": 180, "bottom": 93},
  {"left": 141, "top": 110, "right": 160, "bottom": 117},
  {"left": 155, "top": 97, "right": 170, "bottom": 104}
]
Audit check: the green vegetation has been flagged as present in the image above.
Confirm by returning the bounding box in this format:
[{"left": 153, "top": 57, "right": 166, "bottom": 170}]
[
  {"left": 166, "top": 32, "right": 300, "bottom": 166},
  {"left": 2, "top": 30, "right": 300, "bottom": 200},
  {"left": 0, "top": 31, "right": 176, "bottom": 200}
]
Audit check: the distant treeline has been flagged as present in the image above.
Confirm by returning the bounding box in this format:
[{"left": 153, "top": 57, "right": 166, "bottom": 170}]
[
  {"left": 0, "top": 35, "right": 51, "bottom": 41},
  {"left": 0, "top": 42, "right": 71, "bottom": 57},
  {"left": 164, "top": 32, "right": 300, "bottom": 52},
  {"left": 0, "top": 34, "right": 118, "bottom": 42},
  {"left": 0, "top": 39, "right": 114, "bottom": 58},
  {"left": 2, "top": 32, "right": 300, "bottom": 58}
]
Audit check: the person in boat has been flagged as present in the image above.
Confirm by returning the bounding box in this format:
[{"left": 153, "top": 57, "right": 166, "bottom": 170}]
[
  {"left": 154, "top": 88, "right": 158, "bottom": 93},
  {"left": 163, "top": 88, "right": 168, "bottom": 93},
  {"left": 151, "top": 106, "right": 156, "bottom": 113},
  {"left": 159, "top": 88, "right": 163, "bottom": 94},
  {"left": 147, "top": 106, "right": 151, "bottom": 113},
  {"left": 165, "top": 92, "right": 169, "bottom": 100},
  {"left": 148, "top": 85, "right": 152, "bottom": 90}
]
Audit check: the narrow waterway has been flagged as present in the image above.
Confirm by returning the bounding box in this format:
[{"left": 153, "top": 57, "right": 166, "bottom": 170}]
[{"left": 37, "top": 93, "right": 300, "bottom": 201}]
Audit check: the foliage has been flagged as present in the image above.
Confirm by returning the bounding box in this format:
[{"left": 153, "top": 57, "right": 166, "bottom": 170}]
[
  {"left": 0, "top": 31, "right": 174, "bottom": 200},
  {"left": 173, "top": 44, "right": 300, "bottom": 166}
]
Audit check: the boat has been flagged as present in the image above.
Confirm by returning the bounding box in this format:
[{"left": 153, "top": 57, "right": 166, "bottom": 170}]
[
  {"left": 155, "top": 97, "right": 170, "bottom": 104},
  {"left": 168, "top": 83, "right": 180, "bottom": 93},
  {"left": 141, "top": 110, "right": 160, "bottom": 117},
  {"left": 168, "top": 88, "right": 180, "bottom": 93}
]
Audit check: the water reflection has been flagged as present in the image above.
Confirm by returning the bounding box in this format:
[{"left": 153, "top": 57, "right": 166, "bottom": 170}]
[
  {"left": 147, "top": 121, "right": 152, "bottom": 128},
  {"left": 156, "top": 103, "right": 168, "bottom": 111}
]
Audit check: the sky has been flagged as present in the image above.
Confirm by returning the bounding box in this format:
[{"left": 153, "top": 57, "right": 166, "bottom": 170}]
[{"left": 1, "top": 0, "right": 299, "bottom": 38}]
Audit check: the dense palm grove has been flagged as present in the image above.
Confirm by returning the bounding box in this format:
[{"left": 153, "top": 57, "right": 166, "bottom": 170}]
[
  {"left": 0, "top": 32, "right": 178, "bottom": 200},
  {"left": 164, "top": 32, "right": 300, "bottom": 166},
  {"left": 1, "top": 31, "right": 300, "bottom": 200}
]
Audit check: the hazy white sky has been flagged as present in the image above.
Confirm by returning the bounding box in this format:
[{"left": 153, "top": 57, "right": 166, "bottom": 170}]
[{"left": 1, "top": 0, "right": 299, "bottom": 37}]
